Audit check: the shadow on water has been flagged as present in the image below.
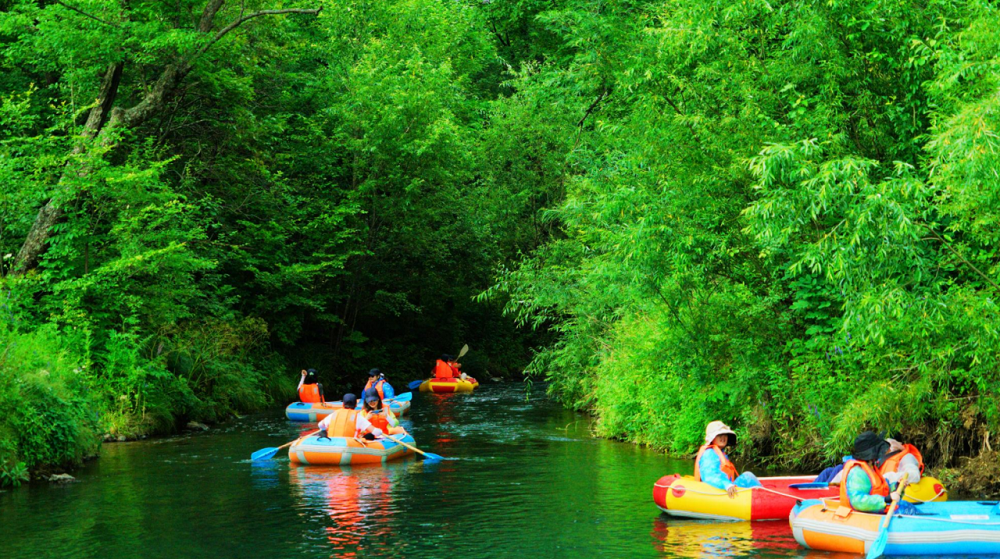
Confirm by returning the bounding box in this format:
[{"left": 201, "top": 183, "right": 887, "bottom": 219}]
[{"left": 0, "top": 383, "right": 937, "bottom": 558}]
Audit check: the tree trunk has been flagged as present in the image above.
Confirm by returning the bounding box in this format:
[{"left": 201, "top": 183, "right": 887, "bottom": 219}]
[{"left": 9, "top": 2, "right": 320, "bottom": 277}]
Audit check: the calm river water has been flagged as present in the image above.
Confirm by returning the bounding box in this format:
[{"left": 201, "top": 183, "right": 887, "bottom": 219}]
[{"left": 3, "top": 384, "right": 861, "bottom": 558}]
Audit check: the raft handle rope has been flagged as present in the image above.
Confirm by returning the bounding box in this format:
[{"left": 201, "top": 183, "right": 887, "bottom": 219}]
[{"left": 652, "top": 481, "right": 808, "bottom": 502}]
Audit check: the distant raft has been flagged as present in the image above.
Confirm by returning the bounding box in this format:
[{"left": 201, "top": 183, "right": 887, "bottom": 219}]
[
  {"left": 288, "top": 433, "right": 416, "bottom": 465},
  {"left": 418, "top": 377, "right": 479, "bottom": 393},
  {"left": 791, "top": 498, "right": 1000, "bottom": 555},
  {"left": 285, "top": 399, "right": 411, "bottom": 422},
  {"left": 652, "top": 475, "right": 839, "bottom": 521}
]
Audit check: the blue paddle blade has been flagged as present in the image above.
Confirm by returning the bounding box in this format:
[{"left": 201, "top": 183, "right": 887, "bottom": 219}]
[
  {"left": 866, "top": 526, "right": 889, "bottom": 559},
  {"left": 422, "top": 453, "right": 443, "bottom": 463},
  {"left": 408, "top": 380, "right": 425, "bottom": 390},
  {"left": 789, "top": 482, "right": 830, "bottom": 490},
  {"left": 251, "top": 447, "right": 280, "bottom": 461},
  {"left": 391, "top": 392, "right": 412, "bottom": 402}
]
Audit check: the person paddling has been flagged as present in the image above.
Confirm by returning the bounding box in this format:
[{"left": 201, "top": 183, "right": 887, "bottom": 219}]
[
  {"left": 361, "top": 393, "right": 407, "bottom": 438},
  {"left": 432, "top": 355, "right": 459, "bottom": 379},
  {"left": 297, "top": 368, "right": 325, "bottom": 403},
  {"left": 363, "top": 368, "right": 395, "bottom": 401},
  {"left": 841, "top": 431, "right": 918, "bottom": 515},
  {"left": 694, "top": 421, "right": 762, "bottom": 498},
  {"left": 316, "top": 393, "right": 383, "bottom": 440}
]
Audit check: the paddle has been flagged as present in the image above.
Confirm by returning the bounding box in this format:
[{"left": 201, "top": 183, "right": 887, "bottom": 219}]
[
  {"left": 408, "top": 345, "right": 470, "bottom": 390},
  {"left": 789, "top": 482, "right": 831, "bottom": 490},
  {"left": 384, "top": 433, "right": 443, "bottom": 463},
  {"left": 388, "top": 392, "right": 412, "bottom": 403},
  {"left": 866, "top": 474, "right": 910, "bottom": 559},
  {"left": 251, "top": 429, "right": 320, "bottom": 461}
]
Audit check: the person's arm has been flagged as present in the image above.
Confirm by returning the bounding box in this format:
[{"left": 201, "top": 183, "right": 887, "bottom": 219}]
[
  {"left": 846, "top": 467, "right": 889, "bottom": 512},
  {"left": 383, "top": 382, "right": 395, "bottom": 400},
  {"left": 888, "top": 454, "right": 921, "bottom": 484},
  {"left": 317, "top": 414, "right": 332, "bottom": 431},
  {"left": 297, "top": 370, "right": 306, "bottom": 391},
  {"left": 698, "top": 450, "right": 735, "bottom": 491},
  {"left": 355, "top": 413, "right": 383, "bottom": 437}
]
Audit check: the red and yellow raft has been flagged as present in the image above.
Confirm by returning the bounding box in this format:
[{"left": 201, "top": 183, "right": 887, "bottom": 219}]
[
  {"left": 288, "top": 433, "right": 416, "bottom": 465},
  {"left": 418, "top": 377, "right": 478, "bottom": 393},
  {"left": 652, "top": 475, "right": 839, "bottom": 521}
]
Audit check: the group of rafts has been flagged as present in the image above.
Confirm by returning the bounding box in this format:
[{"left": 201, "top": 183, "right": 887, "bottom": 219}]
[
  {"left": 653, "top": 422, "right": 1000, "bottom": 556},
  {"left": 283, "top": 358, "right": 477, "bottom": 466}
]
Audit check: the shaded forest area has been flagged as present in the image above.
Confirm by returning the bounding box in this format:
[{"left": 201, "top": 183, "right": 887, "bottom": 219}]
[{"left": 3, "top": 0, "right": 1000, "bottom": 491}]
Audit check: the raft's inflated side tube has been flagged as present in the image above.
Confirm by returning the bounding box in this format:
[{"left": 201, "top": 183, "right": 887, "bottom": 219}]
[
  {"left": 285, "top": 399, "right": 411, "bottom": 422},
  {"left": 902, "top": 476, "right": 948, "bottom": 503},
  {"left": 288, "top": 434, "right": 416, "bottom": 465},
  {"left": 652, "top": 475, "right": 839, "bottom": 521},
  {"left": 418, "top": 377, "right": 478, "bottom": 393},
  {"left": 791, "top": 498, "right": 1000, "bottom": 555}
]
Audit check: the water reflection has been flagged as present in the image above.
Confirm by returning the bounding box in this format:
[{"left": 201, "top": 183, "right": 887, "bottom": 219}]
[
  {"left": 650, "top": 516, "right": 858, "bottom": 559},
  {"left": 289, "top": 463, "right": 414, "bottom": 557}
]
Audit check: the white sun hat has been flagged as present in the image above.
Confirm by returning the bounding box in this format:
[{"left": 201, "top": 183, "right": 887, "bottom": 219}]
[{"left": 704, "top": 420, "right": 737, "bottom": 446}]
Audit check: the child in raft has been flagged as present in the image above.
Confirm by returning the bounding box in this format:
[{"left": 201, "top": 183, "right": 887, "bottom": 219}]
[
  {"left": 694, "top": 421, "right": 762, "bottom": 498},
  {"left": 361, "top": 393, "right": 407, "bottom": 439},
  {"left": 840, "top": 431, "right": 920, "bottom": 515}
]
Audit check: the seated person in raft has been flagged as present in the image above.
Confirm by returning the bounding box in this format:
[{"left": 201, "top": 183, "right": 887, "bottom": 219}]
[
  {"left": 815, "top": 435, "right": 924, "bottom": 486},
  {"left": 363, "top": 368, "right": 395, "bottom": 401},
  {"left": 695, "top": 421, "right": 762, "bottom": 498},
  {"left": 361, "top": 393, "right": 406, "bottom": 438},
  {"left": 297, "top": 368, "right": 325, "bottom": 403},
  {"left": 316, "top": 393, "right": 384, "bottom": 440},
  {"left": 432, "top": 355, "right": 460, "bottom": 379},
  {"left": 840, "top": 431, "right": 919, "bottom": 515}
]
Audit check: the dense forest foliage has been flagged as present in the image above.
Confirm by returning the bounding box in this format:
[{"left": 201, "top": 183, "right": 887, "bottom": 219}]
[{"left": 2, "top": 0, "right": 1000, "bottom": 485}]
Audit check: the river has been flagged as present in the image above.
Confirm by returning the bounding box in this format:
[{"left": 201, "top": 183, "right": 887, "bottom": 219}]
[{"left": 2, "top": 383, "right": 852, "bottom": 558}]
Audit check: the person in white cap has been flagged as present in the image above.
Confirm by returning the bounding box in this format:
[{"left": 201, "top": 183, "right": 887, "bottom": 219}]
[{"left": 693, "top": 421, "right": 761, "bottom": 498}]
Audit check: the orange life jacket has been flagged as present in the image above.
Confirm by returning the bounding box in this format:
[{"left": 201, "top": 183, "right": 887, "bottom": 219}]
[
  {"left": 299, "top": 383, "right": 322, "bottom": 403},
  {"left": 880, "top": 443, "right": 925, "bottom": 475},
  {"left": 364, "top": 378, "right": 385, "bottom": 400},
  {"left": 326, "top": 409, "right": 360, "bottom": 438},
  {"left": 840, "top": 460, "right": 890, "bottom": 511},
  {"left": 365, "top": 409, "right": 390, "bottom": 432},
  {"left": 693, "top": 444, "right": 739, "bottom": 483},
  {"left": 433, "top": 359, "right": 456, "bottom": 379}
]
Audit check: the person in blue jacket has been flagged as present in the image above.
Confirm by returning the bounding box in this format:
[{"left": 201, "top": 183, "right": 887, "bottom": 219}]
[
  {"left": 694, "top": 421, "right": 762, "bottom": 498},
  {"left": 363, "top": 368, "right": 395, "bottom": 402}
]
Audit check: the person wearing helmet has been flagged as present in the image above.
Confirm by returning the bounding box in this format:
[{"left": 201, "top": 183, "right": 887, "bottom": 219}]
[
  {"left": 316, "top": 393, "right": 383, "bottom": 439},
  {"left": 363, "top": 368, "right": 395, "bottom": 402},
  {"left": 297, "top": 368, "right": 325, "bottom": 403},
  {"left": 693, "top": 421, "right": 762, "bottom": 499},
  {"left": 840, "top": 431, "right": 919, "bottom": 515}
]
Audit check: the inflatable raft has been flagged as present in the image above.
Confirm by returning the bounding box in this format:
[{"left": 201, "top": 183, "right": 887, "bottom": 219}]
[
  {"left": 791, "top": 498, "right": 1000, "bottom": 555},
  {"left": 288, "top": 433, "right": 416, "bottom": 465},
  {"left": 652, "top": 475, "right": 839, "bottom": 521},
  {"left": 285, "top": 398, "right": 411, "bottom": 422},
  {"left": 418, "top": 377, "right": 478, "bottom": 393}
]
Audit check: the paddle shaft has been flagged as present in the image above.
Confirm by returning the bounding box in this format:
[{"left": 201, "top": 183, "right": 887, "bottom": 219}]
[
  {"left": 867, "top": 474, "right": 910, "bottom": 559},
  {"left": 384, "top": 433, "right": 438, "bottom": 460}
]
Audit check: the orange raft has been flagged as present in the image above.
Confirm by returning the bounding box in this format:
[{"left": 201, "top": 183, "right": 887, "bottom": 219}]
[
  {"left": 418, "top": 377, "right": 478, "bottom": 393},
  {"left": 285, "top": 398, "right": 410, "bottom": 422},
  {"left": 653, "top": 474, "right": 839, "bottom": 521},
  {"left": 288, "top": 433, "right": 416, "bottom": 465}
]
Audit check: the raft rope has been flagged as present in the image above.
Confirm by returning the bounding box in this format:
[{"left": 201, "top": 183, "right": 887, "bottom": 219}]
[{"left": 652, "top": 482, "right": 805, "bottom": 501}]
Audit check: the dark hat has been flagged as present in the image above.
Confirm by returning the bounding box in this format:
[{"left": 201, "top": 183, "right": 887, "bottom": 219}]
[
  {"left": 365, "top": 393, "right": 381, "bottom": 405},
  {"left": 854, "top": 431, "right": 889, "bottom": 462},
  {"left": 342, "top": 393, "right": 357, "bottom": 409},
  {"left": 369, "top": 368, "right": 381, "bottom": 377},
  {"left": 305, "top": 368, "right": 317, "bottom": 376}
]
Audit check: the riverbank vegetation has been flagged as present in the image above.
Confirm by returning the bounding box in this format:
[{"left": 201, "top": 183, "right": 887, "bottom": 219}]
[{"left": 3, "top": 0, "right": 1000, "bottom": 485}]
